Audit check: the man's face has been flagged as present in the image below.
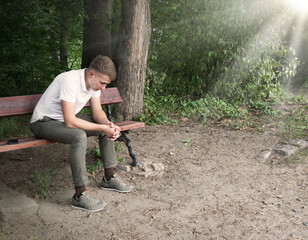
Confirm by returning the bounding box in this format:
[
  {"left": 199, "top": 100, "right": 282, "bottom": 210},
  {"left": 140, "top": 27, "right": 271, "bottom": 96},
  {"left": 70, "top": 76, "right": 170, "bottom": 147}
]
[{"left": 88, "top": 71, "right": 111, "bottom": 91}]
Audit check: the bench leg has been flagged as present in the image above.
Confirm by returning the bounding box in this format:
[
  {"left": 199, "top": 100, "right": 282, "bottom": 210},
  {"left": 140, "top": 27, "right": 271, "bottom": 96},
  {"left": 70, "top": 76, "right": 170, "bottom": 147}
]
[{"left": 118, "top": 130, "right": 139, "bottom": 167}]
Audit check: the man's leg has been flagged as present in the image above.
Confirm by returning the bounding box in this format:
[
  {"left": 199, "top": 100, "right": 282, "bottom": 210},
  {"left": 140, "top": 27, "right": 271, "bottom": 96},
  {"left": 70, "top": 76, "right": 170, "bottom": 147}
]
[
  {"left": 76, "top": 115, "right": 118, "bottom": 179},
  {"left": 30, "top": 117, "right": 88, "bottom": 187},
  {"left": 77, "top": 115, "right": 134, "bottom": 193},
  {"left": 30, "top": 117, "right": 106, "bottom": 212}
]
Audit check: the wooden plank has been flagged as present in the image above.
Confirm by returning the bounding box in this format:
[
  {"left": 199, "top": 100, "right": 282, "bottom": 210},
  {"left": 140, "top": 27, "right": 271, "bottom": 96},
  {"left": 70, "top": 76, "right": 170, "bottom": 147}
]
[
  {"left": 0, "top": 94, "right": 42, "bottom": 117},
  {"left": 0, "top": 87, "right": 122, "bottom": 117},
  {"left": 84, "top": 87, "right": 123, "bottom": 106},
  {"left": 100, "top": 87, "right": 123, "bottom": 105},
  {"left": 0, "top": 121, "right": 145, "bottom": 152},
  {"left": 115, "top": 121, "right": 145, "bottom": 131},
  {"left": 0, "top": 137, "right": 51, "bottom": 152}
]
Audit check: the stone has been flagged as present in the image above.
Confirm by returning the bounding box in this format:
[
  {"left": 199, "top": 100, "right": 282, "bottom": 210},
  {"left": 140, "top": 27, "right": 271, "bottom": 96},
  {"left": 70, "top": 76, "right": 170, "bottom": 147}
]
[
  {"left": 117, "top": 164, "right": 134, "bottom": 172},
  {"left": 257, "top": 150, "right": 272, "bottom": 160},
  {"left": 37, "top": 201, "right": 69, "bottom": 224},
  {"left": 131, "top": 161, "right": 165, "bottom": 178},
  {"left": 274, "top": 145, "right": 298, "bottom": 157},
  {"left": 149, "top": 163, "right": 165, "bottom": 171},
  {"left": 117, "top": 161, "right": 165, "bottom": 177},
  {"left": 0, "top": 184, "right": 38, "bottom": 223},
  {"left": 290, "top": 139, "right": 308, "bottom": 149}
]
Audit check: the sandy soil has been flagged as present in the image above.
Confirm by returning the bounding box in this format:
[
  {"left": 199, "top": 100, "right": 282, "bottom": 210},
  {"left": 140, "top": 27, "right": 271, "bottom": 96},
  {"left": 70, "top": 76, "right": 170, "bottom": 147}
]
[{"left": 0, "top": 115, "right": 307, "bottom": 240}]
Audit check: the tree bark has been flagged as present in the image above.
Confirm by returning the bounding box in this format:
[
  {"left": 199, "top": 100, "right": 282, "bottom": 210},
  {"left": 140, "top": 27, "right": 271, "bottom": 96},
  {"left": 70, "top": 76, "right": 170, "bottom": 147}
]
[
  {"left": 111, "top": 0, "right": 122, "bottom": 68},
  {"left": 82, "top": 0, "right": 112, "bottom": 68},
  {"left": 114, "top": 0, "right": 151, "bottom": 120}
]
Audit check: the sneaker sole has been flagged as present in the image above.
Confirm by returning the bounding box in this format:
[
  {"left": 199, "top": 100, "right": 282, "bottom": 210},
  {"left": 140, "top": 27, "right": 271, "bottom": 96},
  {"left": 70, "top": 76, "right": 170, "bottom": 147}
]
[
  {"left": 99, "top": 186, "right": 133, "bottom": 193},
  {"left": 71, "top": 204, "right": 106, "bottom": 212}
]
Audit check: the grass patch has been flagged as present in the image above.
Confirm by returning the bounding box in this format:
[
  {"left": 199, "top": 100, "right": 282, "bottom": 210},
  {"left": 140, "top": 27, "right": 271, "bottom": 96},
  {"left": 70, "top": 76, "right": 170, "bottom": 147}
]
[
  {"left": 88, "top": 146, "right": 124, "bottom": 174},
  {"left": 287, "top": 148, "right": 308, "bottom": 164},
  {"left": 138, "top": 89, "right": 307, "bottom": 139},
  {"left": 32, "top": 169, "right": 57, "bottom": 199},
  {"left": 115, "top": 141, "right": 124, "bottom": 152},
  {"left": 281, "top": 108, "right": 308, "bottom": 140},
  {"left": 180, "top": 95, "right": 248, "bottom": 121},
  {"left": 0, "top": 116, "right": 32, "bottom": 140},
  {"left": 87, "top": 159, "right": 103, "bottom": 174},
  {"left": 116, "top": 156, "right": 124, "bottom": 162}
]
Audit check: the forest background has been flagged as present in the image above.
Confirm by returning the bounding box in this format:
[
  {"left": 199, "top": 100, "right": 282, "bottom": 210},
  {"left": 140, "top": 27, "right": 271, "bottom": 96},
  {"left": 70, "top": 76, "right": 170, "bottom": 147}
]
[{"left": 0, "top": 0, "right": 307, "bottom": 139}]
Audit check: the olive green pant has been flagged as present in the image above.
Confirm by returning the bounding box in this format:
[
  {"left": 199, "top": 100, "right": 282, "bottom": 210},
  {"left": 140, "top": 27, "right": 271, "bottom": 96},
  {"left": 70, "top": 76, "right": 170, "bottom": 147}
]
[{"left": 30, "top": 115, "right": 117, "bottom": 187}]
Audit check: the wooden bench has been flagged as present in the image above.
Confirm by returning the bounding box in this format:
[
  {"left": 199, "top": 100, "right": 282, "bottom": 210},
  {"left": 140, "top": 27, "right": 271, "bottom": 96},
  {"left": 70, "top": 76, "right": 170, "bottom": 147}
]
[{"left": 0, "top": 87, "right": 145, "bottom": 166}]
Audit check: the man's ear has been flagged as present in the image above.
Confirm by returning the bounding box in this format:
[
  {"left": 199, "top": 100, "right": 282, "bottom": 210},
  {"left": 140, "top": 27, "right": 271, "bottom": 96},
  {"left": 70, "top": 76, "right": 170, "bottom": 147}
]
[{"left": 89, "top": 70, "right": 95, "bottom": 77}]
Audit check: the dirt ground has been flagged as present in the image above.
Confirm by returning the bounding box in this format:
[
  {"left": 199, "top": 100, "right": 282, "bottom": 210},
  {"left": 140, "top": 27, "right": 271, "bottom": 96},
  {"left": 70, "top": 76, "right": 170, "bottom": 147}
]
[{"left": 0, "top": 111, "right": 307, "bottom": 240}]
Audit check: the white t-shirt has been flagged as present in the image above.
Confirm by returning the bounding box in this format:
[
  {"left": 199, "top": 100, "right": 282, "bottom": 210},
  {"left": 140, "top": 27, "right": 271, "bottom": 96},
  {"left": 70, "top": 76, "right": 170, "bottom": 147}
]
[{"left": 30, "top": 69, "right": 101, "bottom": 123}]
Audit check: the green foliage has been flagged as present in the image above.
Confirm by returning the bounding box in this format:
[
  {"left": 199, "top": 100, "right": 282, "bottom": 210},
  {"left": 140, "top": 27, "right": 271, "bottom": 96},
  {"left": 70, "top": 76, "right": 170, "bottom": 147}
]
[
  {"left": 0, "top": 118, "right": 20, "bottom": 140},
  {"left": 214, "top": 42, "right": 298, "bottom": 102},
  {"left": 287, "top": 148, "right": 308, "bottom": 164},
  {"left": 149, "top": 0, "right": 300, "bottom": 102},
  {"left": 32, "top": 169, "right": 57, "bottom": 199},
  {"left": 87, "top": 159, "right": 103, "bottom": 174},
  {"left": 116, "top": 156, "right": 124, "bottom": 162},
  {"left": 138, "top": 92, "right": 178, "bottom": 124},
  {"left": 0, "top": 0, "right": 83, "bottom": 97},
  {"left": 0, "top": 116, "right": 32, "bottom": 140},
  {"left": 137, "top": 68, "right": 179, "bottom": 124},
  {"left": 180, "top": 96, "right": 248, "bottom": 121},
  {"left": 91, "top": 147, "right": 101, "bottom": 158},
  {"left": 88, "top": 145, "right": 124, "bottom": 173},
  {"left": 140, "top": 82, "right": 253, "bottom": 125},
  {"left": 88, "top": 147, "right": 103, "bottom": 173},
  {"left": 115, "top": 142, "right": 124, "bottom": 152},
  {"left": 281, "top": 108, "right": 308, "bottom": 140},
  {"left": 182, "top": 139, "right": 191, "bottom": 147}
]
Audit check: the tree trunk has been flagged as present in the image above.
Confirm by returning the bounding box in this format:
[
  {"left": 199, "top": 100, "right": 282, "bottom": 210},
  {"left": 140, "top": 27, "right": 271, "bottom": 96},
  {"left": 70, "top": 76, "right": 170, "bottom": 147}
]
[
  {"left": 114, "top": 0, "right": 151, "bottom": 120},
  {"left": 111, "top": 0, "right": 122, "bottom": 68},
  {"left": 82, "top": 0, "right": 112, "bottom": 68}
]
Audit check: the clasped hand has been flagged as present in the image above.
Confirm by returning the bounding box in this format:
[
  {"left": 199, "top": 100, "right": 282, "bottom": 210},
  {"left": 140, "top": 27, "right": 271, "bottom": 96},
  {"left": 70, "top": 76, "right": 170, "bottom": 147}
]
[{"left": 104, "top": 122, "right": 120, "bottom": 141}]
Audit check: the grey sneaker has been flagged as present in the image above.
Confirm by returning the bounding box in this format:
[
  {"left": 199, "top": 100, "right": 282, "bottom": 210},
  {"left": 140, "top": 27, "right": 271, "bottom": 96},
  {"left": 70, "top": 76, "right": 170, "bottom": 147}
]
[
  {"left": 100, "top": 174, "right": 134, "bottom": 193},
  {"left": 71, "top": 190, "right": 107, "bottom": 212}
]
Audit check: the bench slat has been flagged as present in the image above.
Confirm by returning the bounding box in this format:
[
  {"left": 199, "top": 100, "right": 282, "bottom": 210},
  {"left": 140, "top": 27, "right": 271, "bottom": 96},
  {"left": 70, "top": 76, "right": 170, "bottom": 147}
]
[
  {"left": 0, "top": 94, "right": 42, "bottom": 117},
  {"left": 0, "top": 121, "right": 144, "bottom": 153},
  {"left": 0, "top": 137, "right": 51, "bottom": 152},
  {"left": 0, "top": 87, "right": 122, "bottom": 117},
  {"left": 115, "top": 121, "right": 145, "bottom": 131}
]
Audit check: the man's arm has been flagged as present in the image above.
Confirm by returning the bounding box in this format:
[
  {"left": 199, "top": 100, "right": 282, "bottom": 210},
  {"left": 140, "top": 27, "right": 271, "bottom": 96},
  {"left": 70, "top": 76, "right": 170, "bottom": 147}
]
[
  {"left": 90, "top": 97, "right": 110, "bottom": 124},
  {"left": 90, "top": 97, "right": 121, "bottom": 133},
  {"left": 61, "top": 100, "right": 119, "bottom": 140}
]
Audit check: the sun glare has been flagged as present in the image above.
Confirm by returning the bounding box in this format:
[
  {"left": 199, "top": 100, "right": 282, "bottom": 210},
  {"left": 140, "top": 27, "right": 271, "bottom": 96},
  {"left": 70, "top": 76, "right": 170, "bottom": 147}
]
[{"left": 286, "top": 0, "right": 308, "bottom": 13}]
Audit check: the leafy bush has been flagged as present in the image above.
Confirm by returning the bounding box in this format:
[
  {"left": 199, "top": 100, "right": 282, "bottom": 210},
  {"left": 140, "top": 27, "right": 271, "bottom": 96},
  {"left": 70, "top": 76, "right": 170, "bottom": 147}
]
[
  {"left": 180, "top": 96, "right": 248, "bottom": 121},
  {"left": 149, "top": 0, "right": 299, "bottom": 103},
  {"left": 0, "top": 116, "right": 32, "bottom": 140},
  {"left": 281, "top": 108, "right": 308, "bottom": 140},
  {"left": 137, "top": 69, "right": 180, "bottom": 124},
  {"left": 0, "top": 0, "right": 83, "bottom": 97}
]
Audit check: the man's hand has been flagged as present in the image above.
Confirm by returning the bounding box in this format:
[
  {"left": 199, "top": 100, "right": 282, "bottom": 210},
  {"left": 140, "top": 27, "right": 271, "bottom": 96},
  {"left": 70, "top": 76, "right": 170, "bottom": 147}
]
[
  {"left": 104, "top": 122, "right": 120, "bottom": 141},
  {"left": 62, "top": 100, "right": 121, "bottom": 140}
]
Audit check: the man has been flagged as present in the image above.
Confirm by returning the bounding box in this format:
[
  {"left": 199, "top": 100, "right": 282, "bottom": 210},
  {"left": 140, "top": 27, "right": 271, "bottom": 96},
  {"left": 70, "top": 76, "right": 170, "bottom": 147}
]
[{"left": 30, "top": 55, "right": 133, "bottom": 212}]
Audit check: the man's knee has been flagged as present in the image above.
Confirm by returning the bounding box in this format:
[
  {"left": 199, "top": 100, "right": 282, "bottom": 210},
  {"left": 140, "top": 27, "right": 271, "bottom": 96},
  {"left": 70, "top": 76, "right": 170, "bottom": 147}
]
[{"left": 70, "top": 129, "right": 87, "bottom": 145}]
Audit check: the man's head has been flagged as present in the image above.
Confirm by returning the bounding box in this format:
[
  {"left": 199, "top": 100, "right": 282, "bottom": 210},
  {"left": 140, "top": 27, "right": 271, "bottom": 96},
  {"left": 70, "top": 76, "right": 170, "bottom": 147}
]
[
  {"left": 88, "top": 55, "right": 117, "bottom": 81},
  {"left": 86, "top": 55, "right": 117, "bottom": 91}
]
